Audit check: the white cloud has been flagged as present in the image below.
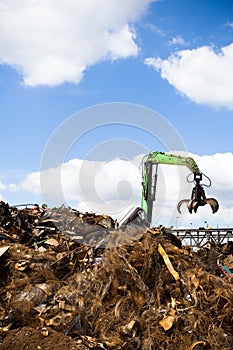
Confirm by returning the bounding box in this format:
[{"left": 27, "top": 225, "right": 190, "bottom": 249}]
[
  {"left": 7, "top": 183, "right": 20, "bottom": 192},
  {"left": 145, "top": 23, "right": 166, "bottom": 37},
  {"left": 145, "top": 43, "right": 233, "bottom": 109},
  {"left": 0, "top": 181, "right": 17, "bottom": 203},
  {"left": 1, "top": 152, "right": 233, "bottom": 227},
  {"left": 0, "top": 181, "right": 6, "bottom": 191},
  {"left": 174, "top": 152, "right": 233, "bottom": 228},
  {"left": 0, "top": 181, "right": 6, "bottom": 202},
  {"left": 188, "top": 153, "right": 233, "bottom": 209},
  {"left": 168, "top": 35, "right": 185, "bottom": 46},
  {"left": 0, "top": 0, "right": 154, "bottom": 86},
  {"left": 225, "top": 22, "right": 233, "bottom": 29},
  {"left": 0, "top": 194, "right": 6, "bottom": 202},
  {"left": 20, "top": 172, "right": 40, "bottom": 194},
  {"left": 18, "top": 156, "right": 142, "bottom": 216}
]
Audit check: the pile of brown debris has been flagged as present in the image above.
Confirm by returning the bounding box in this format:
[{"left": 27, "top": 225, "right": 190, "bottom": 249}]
[{"left": 0, "top": 201, "right": 233, "bottom": 350}]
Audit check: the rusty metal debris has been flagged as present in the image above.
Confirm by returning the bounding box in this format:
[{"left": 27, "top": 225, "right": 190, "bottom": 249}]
[{"left": 0, "top": 201, "right": 233, "bottom": 349}]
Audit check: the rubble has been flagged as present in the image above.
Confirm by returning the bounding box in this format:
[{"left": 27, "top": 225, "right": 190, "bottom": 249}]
[{"left": 0, "top": 201, "right": 233, "bottom": 349}]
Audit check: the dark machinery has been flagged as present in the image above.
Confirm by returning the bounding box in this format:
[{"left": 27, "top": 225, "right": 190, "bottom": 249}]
[{"left": 140, "top": 152, "right": 219, "bottom": 224}]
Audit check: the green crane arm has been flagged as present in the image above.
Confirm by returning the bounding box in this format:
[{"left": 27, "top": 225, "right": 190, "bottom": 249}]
[
  {"left": 141, "top": 152, "right": 207, "bottom": 224},
  {"left": 145, "top": 152, "right": 201, "bottom": 174},
  {"left": 119, "top": 151, "right": 218, "bottom": 227}
]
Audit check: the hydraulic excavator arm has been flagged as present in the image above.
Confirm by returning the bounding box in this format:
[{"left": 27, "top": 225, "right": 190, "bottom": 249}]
[{"left": 141, "top": 152, "right": 219, "bottom": 224}]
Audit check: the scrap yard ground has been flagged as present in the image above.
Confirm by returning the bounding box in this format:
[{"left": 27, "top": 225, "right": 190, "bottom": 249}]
[{"left": 0, "top": 203, "right": 232, "bottom": 350}]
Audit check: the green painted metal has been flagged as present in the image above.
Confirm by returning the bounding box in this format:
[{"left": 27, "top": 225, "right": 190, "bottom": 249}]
[
  {"left": 145, "top": 152, "right": 201, "bottom": 174},
  {"left": 141, "top": 152, "right": 201, "bottom": 223}
]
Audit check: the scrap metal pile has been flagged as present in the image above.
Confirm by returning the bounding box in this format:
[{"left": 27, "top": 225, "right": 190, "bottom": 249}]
[{"left": 0, "top": 201, "right": 233, "bottom": 350}]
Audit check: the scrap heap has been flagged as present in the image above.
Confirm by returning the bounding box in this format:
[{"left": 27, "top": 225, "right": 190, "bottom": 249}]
[{"left": 0, "top": 201, "right": 232, "bottom": 350}]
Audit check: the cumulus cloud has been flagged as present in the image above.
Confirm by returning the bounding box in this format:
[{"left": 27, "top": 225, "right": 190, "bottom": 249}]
[
  {"left": 0, "top": 181, "right": 18, "bottom": 203},
  {"left": 1, "top": 152, "right": 233, "bottom": 227},
  {"left": 0, "top": 0, "right": 154, "bottom": 86},
  {"left": 17, "top": 156, "right": 140, "bottom": 211},
  {"left": 45, "top": 152, "right": 233, "bottom": 227},
  {"left": 175, "top": 153, "right": 233, "bottom": 228},
  {"left": 0, "top": 181, "right": 20, "bottom": 193},
  {"left": 20, "top": 172, "right": 40, "bottom": 194},
  {"left": 187, "top": 153, "right": 233, "bottom": 208},
  {"left": 225, "top": 22, "right": 233, "bottom": 29},
  {"left": 0, "top": 181, "right": 6, "bottom": 191},
  {"left": 0, "top": 181, "right": 6, "bottom": 202},
  {"left": 168, "top": 35, "right": 185, "bottom": 46},
  {"left": 7, "top": 183, "right": 20, "bottom": 192},
  {"left": 0, "top": 194, "right": 6, "bottom": 202},
  {"left": 30, "top": 157, "right": 142, "bottom": 216},
  {"left": 145, "top": 43, "right": 233, "bottom": 109}
]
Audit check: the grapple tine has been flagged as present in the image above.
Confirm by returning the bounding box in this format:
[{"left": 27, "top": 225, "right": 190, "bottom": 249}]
[
  {"left": 177, "top": 199, "right": 189, "bottom": 214},
  {"left": 177, "top": 173, "right": 219, "bottom": 215},
  {"left": 177, "top": 199, "right": 200, "bottom": 214},
  {"left": 205, "top": 198, "right": 219, "bottom": 214},
  {"left": 187, "top": 199, "right": 200, "bottom": 214}
]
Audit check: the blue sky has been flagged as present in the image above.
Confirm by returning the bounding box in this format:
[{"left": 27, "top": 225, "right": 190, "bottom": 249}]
[{"left": 0, "top": 0, "right": 233, "bottom": 227}]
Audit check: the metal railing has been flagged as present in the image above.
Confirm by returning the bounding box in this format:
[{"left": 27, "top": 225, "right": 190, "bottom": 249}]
[{"left": 172, "top": 227, "right": 233, "bottom": 248}]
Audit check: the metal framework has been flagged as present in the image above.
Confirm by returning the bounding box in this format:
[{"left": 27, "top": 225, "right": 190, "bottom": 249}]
[{"left": 172, "top": 227, "right": 233, "bottom": 248}]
